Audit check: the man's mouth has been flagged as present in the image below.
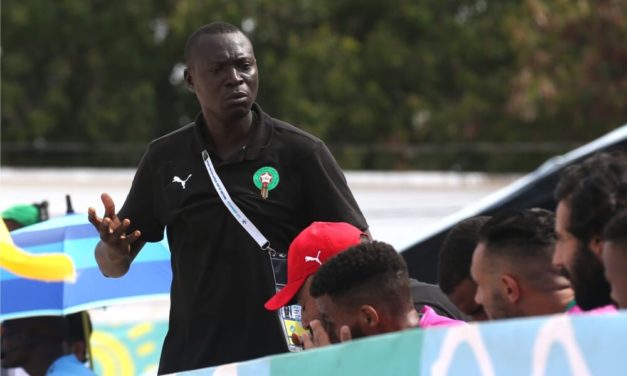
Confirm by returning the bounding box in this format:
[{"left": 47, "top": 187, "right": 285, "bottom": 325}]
[
  {"left": 227, "top": 92, "right": 247, "bottom": 100},
  {"left": 559, "top": 266, "right": 572, "bottom": 280}
]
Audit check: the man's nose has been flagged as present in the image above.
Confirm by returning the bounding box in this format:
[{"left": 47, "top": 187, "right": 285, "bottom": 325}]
[
  {"left": 552, "top": 245, "right": 564, "bottom": 266},
  {"left": 225, "top": 66, "right": 243, "bottom": 85},
  {"left": 474, "top": 290, "right": 482, "bottom": 305}
]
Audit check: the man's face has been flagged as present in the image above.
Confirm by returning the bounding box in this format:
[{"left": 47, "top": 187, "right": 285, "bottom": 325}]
[
  {"left": 447, "top": 278, "right": 488, "bottom": 321},
  {"left": 315, "top": 295, "right": 365, "bottom": 343},
  {"left": 1, "top": 320, "right": 32, "bottom": 369},
  {"left": 554, "top": 201, "right": 579, "bottom": 278},
  {"left": 602, "top": 241, "right": 627, "bottom": 309},
  {"left": 296, "top": 276, "right": 319, "bottom": 329},
  {"left": 471, "top": 243, "right": 512, "bottom": 320},
  {"left": 185, "top": 32, "right": 259, "bottom": 123},
  {"left": 555, "top": 200, "right": 612, "bottom": 310}
]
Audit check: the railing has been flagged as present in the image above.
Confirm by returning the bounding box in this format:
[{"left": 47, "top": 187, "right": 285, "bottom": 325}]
[
  {"left": 174, "top": 312, "right": 625, "bottom": 376},
  {"left": 1, "top": 141, "right": 580, "bottom": 171}
]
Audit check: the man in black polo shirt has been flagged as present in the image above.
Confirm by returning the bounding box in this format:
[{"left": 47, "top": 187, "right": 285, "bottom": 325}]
[{"left": 88, "top": 22, "right": 368, "bottom": 374}]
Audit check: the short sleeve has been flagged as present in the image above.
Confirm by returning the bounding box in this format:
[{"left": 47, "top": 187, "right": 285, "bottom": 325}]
[
  {"left": 118, "top": 145, "right": 165, "bottom": 242},
  {"left": 301, "top": 141, "right": 368, "bottom": 231}
]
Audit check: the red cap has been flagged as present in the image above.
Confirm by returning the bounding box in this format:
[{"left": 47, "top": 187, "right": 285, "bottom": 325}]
[{"left": 264, "top": 222, "right": 365, "bottom": 311}]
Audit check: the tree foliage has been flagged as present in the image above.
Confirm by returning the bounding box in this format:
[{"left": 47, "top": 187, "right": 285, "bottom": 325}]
[{"left": 2, "top": 0, "right": 625, "bottom": 170}]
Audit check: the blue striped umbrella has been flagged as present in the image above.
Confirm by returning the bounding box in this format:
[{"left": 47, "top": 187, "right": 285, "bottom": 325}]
[{"left": 0, "top": 213, "right": 172, "bottom": 320}]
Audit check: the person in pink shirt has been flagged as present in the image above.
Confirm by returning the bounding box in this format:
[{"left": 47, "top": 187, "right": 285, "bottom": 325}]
[
  {"left": 303, "top": 241, "right": 463, "bottom": 348},
  {"left": 265, "top": 222, "right": 464, "bottom": 349},
  {"left": 264, "top": 222, "right": 370, "bottom": 341},
  {"left": 418, "top": 305, "right": 465, "bottom": 328},
  {"left": 471, "top": 209, "right": 575, "bottom": 320}
]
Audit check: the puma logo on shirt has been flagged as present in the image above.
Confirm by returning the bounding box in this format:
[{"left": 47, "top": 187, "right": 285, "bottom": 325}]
[{"left": 172, "top": 174, "right": 192, "bottom": 189}]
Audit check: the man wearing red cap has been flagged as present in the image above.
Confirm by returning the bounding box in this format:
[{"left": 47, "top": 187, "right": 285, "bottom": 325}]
[
  {"left": 266, "top": 222, "right": 464, "bottom": 349},
  {"left": 265, "top": 221, "right": 367, "bottom": 345},
  {"left": 305, "top": 241, "right": 464, "bottom": 348}
]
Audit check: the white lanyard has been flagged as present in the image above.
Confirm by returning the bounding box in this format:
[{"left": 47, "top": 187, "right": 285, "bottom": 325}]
[
  {"left": 202, "top": 149, "right": 302, "bottom": 352},
  {"left": 201, "top": 150, "right": 273, "bottom": 252}
]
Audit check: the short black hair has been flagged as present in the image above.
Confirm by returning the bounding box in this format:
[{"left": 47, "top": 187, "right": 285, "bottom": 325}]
[
  {"left": 66, "top": 311, "right": 92, "bottom": 343},
  {"left": 478, "top": 208, "right": 556, "bottom": 265},
  {"left": 184, "top": 21, "right": 245, "bottom": 65},
  {"left": 438, "top": 216, "right": 491, "bottom": 294},
  {"left": 555, "top": 151, "right": 627, "bottom": 244},
  {"left": 2, "top": 316, "right": 68, "bottom": 343},
  {"left": 604, "top": 209, "right": 627, "bottom": 245},
  {"left": 65, "top": 311, "right": 92, "bottom": 362},
  {"left": 310, "top": 241, "right": 412, "bottom": 315}
]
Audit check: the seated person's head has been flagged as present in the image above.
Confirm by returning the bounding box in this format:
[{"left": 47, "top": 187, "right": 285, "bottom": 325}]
[
  {"left": 310, "top": 241, "right": 417, "bottom": 343},
  {"left": 1, "top": 202, "right": 48, "bottom": 231},
  {"left": 438, "top": 216, "right": 490, "bottom": 321},
  {"left": 554, "top": 151, "right": 627, "bottom": 310},
  {"left": 602, "top": 209, "right": 627, "bottom": 309},
  {"left": 471, "top": 209, "right": 572, "bottom": 319},
  {"left": 1, "top": 316, "right": 68, "bottom": 373},
  {"left": 65, "top": 312, "right": 93, "bottom": 363},
  {"left": 264, "top": 222, "right": 368, "bottom": 328}
]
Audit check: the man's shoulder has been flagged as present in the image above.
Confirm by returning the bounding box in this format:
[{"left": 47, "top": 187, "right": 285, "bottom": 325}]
[
  {"left": 260, "top": 111, "right": 324, "bottom": 148},
  {"left": 152, "top": 122, "right": 197, "bottom": 145},
  {"left": 144, "top": 122, "right": 197, "bottom": 155},
  {"left": 410, "top": 279, "right": 468, "bottom": 321},
  {"left": 46, "top": 355, "right": 96, "bottom": 375}
]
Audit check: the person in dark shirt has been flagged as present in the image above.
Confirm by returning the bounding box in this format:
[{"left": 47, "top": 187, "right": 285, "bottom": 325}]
[
  {"left": 88, "top": 21, "right": 367, "bottom": 374},
  {"left": 602, "top": 209, "right": 627, "bottom": 309},
  {"left": 438, "top": 216, "right": 490, "bottom": 321},
  {"left": 553, "top": 152, "right": 626, "bottom": 311}
]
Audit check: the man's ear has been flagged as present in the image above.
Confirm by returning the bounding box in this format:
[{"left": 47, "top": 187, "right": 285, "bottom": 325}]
[
  {"left": 501, "top": 275, "right": 520, "bottom": 304},
  {"left": 588, "top": 235, "right": 604, "bottom": 257},
  {"left": 184, "top": 68, "right": 195, "bottom": 93},
  {"left": 359, "top": 305, "right": 380, "bottom": 330}
]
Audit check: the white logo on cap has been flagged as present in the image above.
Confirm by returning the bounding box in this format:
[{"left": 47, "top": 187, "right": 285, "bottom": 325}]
[
  {"left": 305, "top": 250, "right": 322, "bottom": 265},
  {"left": 172, "top": 174, "right": 192, "bottom": 189}
]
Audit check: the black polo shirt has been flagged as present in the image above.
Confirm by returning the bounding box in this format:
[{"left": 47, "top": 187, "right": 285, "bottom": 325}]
[{"left": 119, "top": 104, "right": 368, "bottom": 374}]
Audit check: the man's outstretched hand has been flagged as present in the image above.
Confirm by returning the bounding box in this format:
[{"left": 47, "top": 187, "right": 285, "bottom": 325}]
[
  {"left": 88, "top": 193, "right": 141, "bottom": 251},
  {"left": 88, "top": 193, "right": 142, "bottom": 277}
]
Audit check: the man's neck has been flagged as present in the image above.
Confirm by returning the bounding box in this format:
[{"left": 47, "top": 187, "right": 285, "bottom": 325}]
[
  {"left": 388, "top": 309, "right": 420, "bottom": 332},
  {"left": 202, "top": 110, "right": 254, "bottom": 159},
  {"left": 523, "top": 287, "right": 575, "bottom": 316}
]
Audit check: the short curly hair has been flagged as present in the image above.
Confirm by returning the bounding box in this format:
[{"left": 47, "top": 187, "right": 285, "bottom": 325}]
[
  {"left": 604, "top": 209, "right": 627, "bottom": 245},
  {"left": 555, "top": 151, "right": 627, "bottom": 244},
  {"left": 310, "top": 241, "right": 412, "bottom": 315},
  {"left": 479, "top": 209, "right": 556, "bottom": 258},
  {"left": 185, "top": 22, "right": 246, "bottom": 65},
  {"left": 438, "top": 216, "right": 490, "bottom": 294}
]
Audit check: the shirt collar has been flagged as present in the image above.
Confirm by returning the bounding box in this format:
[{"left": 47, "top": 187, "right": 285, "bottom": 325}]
[{"left": 191, "top": 103, "right": 272, "bottom": 162}]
